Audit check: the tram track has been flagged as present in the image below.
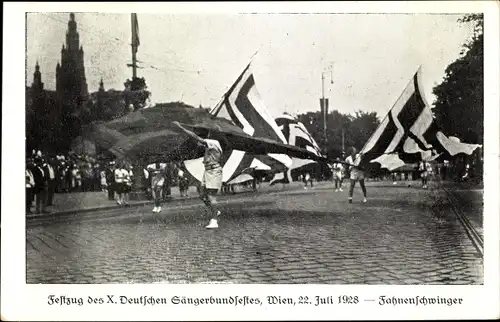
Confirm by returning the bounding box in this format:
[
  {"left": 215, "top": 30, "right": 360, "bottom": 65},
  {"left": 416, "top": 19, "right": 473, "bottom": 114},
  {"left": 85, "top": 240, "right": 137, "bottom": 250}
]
[{"left": 439, "top": 181, "right": 483, "bottom": 257}]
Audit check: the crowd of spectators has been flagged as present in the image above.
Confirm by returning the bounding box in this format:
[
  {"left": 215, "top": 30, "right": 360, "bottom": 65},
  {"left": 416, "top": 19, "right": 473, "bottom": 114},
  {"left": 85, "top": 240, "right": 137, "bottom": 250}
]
[
  {"left": 26, "top": 147, "right": 482, "bottom": 215},
  {"left": 25, "top": 149, "right": 134, "bottom": 214}
]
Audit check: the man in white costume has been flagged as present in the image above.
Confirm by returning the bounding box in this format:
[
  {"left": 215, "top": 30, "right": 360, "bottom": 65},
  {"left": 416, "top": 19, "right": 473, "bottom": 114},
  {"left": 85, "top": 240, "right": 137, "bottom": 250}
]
[
  {"left": 332, "top": 161, "right": 344, "bottom": 192},
  {"left": 345, "top": 147, "right": 367, "bottom": 204},
  {"left": 174, "top": 122, "right": 225, "bottom": 229},
  {"left": 147, "top": 161, "right": 167, "bottom": 213},
  {"left": 419, "top": 160, "right": 433, "bottom": 189}
]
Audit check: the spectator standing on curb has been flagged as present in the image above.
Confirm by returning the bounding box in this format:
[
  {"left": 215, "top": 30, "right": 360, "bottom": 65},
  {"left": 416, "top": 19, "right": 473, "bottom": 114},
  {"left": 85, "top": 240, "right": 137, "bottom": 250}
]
[
  {"left": 123, "top": 164, "right": 134, "bottom": 204},
  {"left": 106, "top": 161, "right": 116, "bottom": 201},
  {"left": 178, "top": 165, "right": 189, "bottom": 197},
  {"left": 33, "top": 157, "right": 48, "bottom": 214},
  {"left": 114, "top": 161, "right": 127, "bottom": 205},
  {"left": 100, "top": 168, "right": 108, "bottom": 193},
  {"left": 26, "top": 158, "right": 36, "bottom": 214},
  {"left": 43, "top": 157, "right": 58, "bottom": 206}
]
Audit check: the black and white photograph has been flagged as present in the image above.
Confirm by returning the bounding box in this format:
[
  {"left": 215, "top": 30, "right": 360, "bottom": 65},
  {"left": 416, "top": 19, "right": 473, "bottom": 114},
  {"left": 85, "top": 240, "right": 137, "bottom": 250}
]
[{"left": 2, "top": 1, "right": 499, "bottom": 321}]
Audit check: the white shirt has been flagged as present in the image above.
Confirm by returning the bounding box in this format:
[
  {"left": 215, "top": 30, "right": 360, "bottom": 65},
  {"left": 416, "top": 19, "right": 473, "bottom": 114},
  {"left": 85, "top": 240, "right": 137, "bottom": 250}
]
[
  {"left": 47, "top": 165, "right": 55, "bottom": 179},
  {"left": 26, "top": 169, "right": 35, "bottom": 188},
  {"left": 345, "top": 154, "right": 363, "bottom": 176},
  {"left": 333, "top": 163, "right": 343, "bottom": 171},
  {"left": 114, "top": 168, "right": 127, "bottom": 183},
  {"left": 203, "top": 139, "right": 223, "bottom": 167}
]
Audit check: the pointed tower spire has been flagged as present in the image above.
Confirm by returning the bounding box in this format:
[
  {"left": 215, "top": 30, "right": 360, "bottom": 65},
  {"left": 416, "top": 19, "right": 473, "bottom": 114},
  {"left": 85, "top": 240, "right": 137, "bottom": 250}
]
[
  {"left": 32, "top": 60, "right": 43, "bottom": 90},
  {"left": 99, "top": 78, "right": 105, "bottom": 92}
]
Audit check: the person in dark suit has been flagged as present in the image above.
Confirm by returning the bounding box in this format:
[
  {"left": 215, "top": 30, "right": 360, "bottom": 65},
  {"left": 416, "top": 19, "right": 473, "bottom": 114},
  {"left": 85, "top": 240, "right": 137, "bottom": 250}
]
[
  {"left": 105, "top": 161, "right": 116, "bottom": 200},
  {"left": 43, "top": 157, "right": 58, "bottom": 206},
  {"left": 26, "top": 157, "right": 36, "bottom": 214},
  {"left": 32, "top": 157, "right": 48, "bottom": 214}
]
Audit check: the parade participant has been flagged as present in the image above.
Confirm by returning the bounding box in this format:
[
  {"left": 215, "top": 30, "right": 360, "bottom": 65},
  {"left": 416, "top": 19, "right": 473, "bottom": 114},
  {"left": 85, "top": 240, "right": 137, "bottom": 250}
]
[
  {"left": 345, "top": 147, "right": 367, "bottom": 204},
  {"left": 147, "top": 161, "right": 166, "bottom": 213},
  {"left": 252, "top": 168, "right": 258, "bottom": 192},
  {"left": 332, "top": 161, "right": 344, "bottom": 192},
  {"left": 461, "top": 163, "right": 470, "bottom": 182},
  {"left": 419, "top": 160, "right": 433, "bottom": 188},
  {"left": 303, "top": 172, "right": 313, "bottom": 189},
  {"left": 173, "top": 121, "right": 225, "bottom": 229}
]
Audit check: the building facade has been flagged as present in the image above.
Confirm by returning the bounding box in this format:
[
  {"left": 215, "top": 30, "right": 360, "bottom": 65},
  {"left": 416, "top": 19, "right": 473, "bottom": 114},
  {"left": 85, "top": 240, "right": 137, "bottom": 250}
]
[
  {"left": 55, "top": 12, "right": 89, "bottom": 110},
  {"left": 27, "top": 13, "right": 90, "bottom": 153}
]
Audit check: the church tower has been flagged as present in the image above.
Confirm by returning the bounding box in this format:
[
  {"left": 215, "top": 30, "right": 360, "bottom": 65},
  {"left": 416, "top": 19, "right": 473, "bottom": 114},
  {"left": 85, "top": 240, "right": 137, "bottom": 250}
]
[
  {"left": 32, "top": 61, "right": 44, "bottom": 91},
  {"left": 56, "top": 13, "right": 89, "bottom": 109}
]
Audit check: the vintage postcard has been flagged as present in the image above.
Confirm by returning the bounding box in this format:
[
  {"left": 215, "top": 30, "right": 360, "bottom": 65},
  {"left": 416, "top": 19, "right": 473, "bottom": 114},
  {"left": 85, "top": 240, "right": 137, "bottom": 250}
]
[{"left": 2, "top": 1, "right": 499, "bottom": 321}]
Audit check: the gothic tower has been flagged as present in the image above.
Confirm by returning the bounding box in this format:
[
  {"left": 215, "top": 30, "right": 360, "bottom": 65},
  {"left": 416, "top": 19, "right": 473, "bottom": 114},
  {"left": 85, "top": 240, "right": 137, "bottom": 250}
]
[
  {"left": 31, "top": 61, "right": 46, "bottom": 111},
  {"left": 32, "top": 61, "right": 44, "bottom": 92},
  {"left": 56, "top": 13, "right": 89, "bottom": 109}
]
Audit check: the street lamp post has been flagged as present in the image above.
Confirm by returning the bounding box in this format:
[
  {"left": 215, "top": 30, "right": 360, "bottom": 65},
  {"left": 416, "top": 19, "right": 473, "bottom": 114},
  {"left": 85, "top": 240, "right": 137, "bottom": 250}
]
[
  {"left": 342, "top": 127, "right": 345, "bottom": 158},
  {"left": 321, "top": 72, "right": 327, "bottom": 154},
  {"left": 321, "top": 64, "right": 333, "bottom": 157}
]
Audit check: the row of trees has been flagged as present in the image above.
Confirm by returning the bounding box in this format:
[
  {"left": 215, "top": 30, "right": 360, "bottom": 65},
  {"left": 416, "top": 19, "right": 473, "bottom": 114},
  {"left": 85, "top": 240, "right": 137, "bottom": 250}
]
[
  {"left": 296, "top": 110, "right": 380, "bottom": 160},
  {"left": 432, "top": 14, "right": 483, "bottom": 146},
  {"left": 81, "top": 76, "right": 152, "bottom": 123}
]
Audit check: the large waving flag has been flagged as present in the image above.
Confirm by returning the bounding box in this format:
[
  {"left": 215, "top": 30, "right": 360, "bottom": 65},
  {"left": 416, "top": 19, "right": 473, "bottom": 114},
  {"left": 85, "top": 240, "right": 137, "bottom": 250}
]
[
  {"left": 360, "top": 68, "right": 481, "bottom": 172},
  {"left": 270, "top": 114, "right": 324, "bottom": 185},
  {"left": 184, "top": 62, "right": 293, "bottom": 184}
]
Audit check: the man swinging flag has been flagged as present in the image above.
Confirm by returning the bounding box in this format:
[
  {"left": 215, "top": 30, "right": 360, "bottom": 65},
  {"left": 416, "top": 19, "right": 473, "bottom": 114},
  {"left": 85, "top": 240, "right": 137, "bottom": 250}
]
[{"left": 359, "top": 67, "right": 481, "bottom": 172}]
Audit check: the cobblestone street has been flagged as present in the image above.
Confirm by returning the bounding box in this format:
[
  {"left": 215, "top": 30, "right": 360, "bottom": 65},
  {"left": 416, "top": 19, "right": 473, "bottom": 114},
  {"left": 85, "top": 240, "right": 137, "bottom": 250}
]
[{"left": 26, "top": 182, "right": 483, "bottom": 284}]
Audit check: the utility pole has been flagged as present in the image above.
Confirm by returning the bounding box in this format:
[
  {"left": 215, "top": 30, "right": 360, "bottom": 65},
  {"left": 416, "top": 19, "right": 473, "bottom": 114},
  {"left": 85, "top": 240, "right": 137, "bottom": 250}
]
[
  {"left": 131, "top": 13, "right": 139, "bottom": 80},
  {"left": 342, "top": 127, "right": 345, "bottom": 158},
  {"left": 321, "top": 72, "right": 327, "bottom": 155},
  {"left": 321, "top": 64, "right": 333, "bottom": 157}
]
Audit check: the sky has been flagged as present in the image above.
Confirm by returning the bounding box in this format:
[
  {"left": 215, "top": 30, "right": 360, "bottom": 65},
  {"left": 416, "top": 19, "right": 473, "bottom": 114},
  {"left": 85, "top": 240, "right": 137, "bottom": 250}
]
[{"left": 26, "top": 12, "right": 475, "bottom": 119}]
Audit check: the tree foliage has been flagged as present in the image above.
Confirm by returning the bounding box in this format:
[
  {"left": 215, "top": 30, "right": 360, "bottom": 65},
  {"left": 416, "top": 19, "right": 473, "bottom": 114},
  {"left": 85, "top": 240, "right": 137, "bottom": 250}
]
[
  {"left": 123, "top": 77, "right": 151, "bottom": 111},
  {"left": 432, "top": 14, "right": 483, "bottom": 144},
  {"left": 297, "top": 109, "right": 380, "bottom": 160}
]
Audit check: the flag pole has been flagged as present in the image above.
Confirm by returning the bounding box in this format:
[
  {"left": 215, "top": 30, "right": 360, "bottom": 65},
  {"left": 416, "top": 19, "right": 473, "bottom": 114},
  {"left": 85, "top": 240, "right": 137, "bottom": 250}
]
[
  {"left": 359, "top": 67, "right": 420, "bottom": 155},
  {"left": 131, "top": 13, "right": 138, "bottom": 80}
]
